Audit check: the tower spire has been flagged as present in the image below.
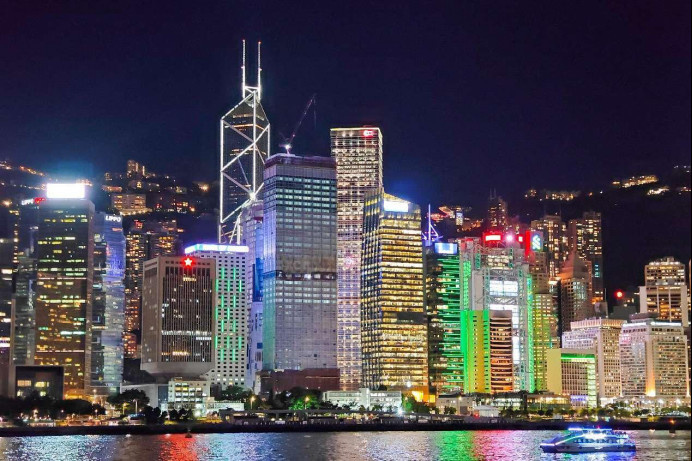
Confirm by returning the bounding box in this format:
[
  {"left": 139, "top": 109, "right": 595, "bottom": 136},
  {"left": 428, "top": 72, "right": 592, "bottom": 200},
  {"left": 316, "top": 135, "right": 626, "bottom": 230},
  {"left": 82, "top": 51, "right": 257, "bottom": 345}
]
[
  {"left": 241, "top": 39, "right": 247, "bottom": 93},
  {"left": 257, "top": 41, "right": 262, "bottom": 100}
]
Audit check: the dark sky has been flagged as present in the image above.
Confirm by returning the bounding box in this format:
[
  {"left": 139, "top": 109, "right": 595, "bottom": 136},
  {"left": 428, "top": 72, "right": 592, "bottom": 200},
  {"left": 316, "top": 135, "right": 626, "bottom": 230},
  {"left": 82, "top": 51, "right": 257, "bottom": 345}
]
[{"left": 1, "top": 1, "right": 690, "bottom": 209}]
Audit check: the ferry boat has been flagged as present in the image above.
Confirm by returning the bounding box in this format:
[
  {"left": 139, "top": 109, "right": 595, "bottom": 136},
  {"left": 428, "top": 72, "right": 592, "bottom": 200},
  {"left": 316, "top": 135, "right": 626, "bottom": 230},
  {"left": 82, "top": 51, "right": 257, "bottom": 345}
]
[{"left": 540, "top": 427, "right": 636, "bottom": 453}]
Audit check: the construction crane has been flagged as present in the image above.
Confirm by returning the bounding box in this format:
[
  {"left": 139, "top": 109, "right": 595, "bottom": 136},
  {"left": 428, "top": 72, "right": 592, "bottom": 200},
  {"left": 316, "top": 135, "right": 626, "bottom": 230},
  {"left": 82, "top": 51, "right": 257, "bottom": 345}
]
[{"left": 280, "top": 93, "right": 317, "bottom": 154}]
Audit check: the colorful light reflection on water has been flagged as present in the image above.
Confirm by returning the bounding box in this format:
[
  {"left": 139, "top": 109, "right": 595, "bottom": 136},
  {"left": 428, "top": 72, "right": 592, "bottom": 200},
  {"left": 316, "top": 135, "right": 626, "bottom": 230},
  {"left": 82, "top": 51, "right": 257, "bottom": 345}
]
[{"left": 0, "top": 430, "right": 688, "bottom": 461}]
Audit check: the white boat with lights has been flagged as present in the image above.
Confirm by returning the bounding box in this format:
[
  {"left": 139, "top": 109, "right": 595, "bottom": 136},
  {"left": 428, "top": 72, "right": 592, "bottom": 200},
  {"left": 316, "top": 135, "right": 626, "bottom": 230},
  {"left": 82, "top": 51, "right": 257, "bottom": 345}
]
[{"left": 540, "top": 427, "right": 636, "bottom": 453}]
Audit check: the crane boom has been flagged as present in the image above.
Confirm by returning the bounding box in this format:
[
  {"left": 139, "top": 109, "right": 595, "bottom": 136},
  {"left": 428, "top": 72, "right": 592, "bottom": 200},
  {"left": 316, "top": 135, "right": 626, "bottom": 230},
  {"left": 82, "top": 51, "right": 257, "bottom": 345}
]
[{"left": 281, "top": 93, "right": 317, "bottom": 154}]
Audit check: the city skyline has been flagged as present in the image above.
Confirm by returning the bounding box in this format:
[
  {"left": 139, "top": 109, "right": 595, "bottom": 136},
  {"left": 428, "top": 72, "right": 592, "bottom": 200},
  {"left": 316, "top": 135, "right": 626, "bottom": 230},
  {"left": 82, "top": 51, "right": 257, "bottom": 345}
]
[{"left": 0, "top": 3, "right": 690, "bottom": 446}]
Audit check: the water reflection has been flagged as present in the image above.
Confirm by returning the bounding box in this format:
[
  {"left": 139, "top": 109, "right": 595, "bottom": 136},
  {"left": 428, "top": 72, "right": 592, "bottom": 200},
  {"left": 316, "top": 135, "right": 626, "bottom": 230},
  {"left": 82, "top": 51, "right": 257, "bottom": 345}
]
[{"left": 0, "top": 430, "right": 688, "bottom": 461}]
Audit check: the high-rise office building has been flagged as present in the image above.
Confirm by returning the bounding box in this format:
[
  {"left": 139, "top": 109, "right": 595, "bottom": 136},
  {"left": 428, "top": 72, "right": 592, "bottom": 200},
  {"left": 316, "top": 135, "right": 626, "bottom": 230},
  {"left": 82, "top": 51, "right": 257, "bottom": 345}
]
[
  {"left": 568, "top": 211, "right": 604, "bottom": 303},
  {"left": 458, "top": 238, "right": 534, "bottom": 393},
  {"left": 562, "top": 318, "right": 624, "bottom": 401},
  {"left": 219, "top": 41, "right": 270, "bottom": 242},
  {"left": 34, "top": 186, "right": 94, "bottom": 398},
  {"left": 361, "top": 191, "right": 428, "bottom": 390},
  {"left": 527, "top": 251, "right": 559, "bottom": 391},
  {"left": 0, "top": 239, "right": 13, "bottom": 395},
  {"left": 10, "top": 253, "right": 37, "bottom": 367},
  {"left": 547, "top": 348, "right": 598, "bottom": 408},
  {"left": 531, "top": 215, "right": 567, "bottom": 278},
  {"left": 261, "top": 154, "right": 338, "bottom": 372},
  {"left": 619, "top": 319, "right": 690, "bottom": 401},
  {"left": 486, "top": 193, "right": 508, "bottom": 230},
  {"left": 141, "top": 256, "right": 215, "bottom": 378},
  {"left": 423, "top": 241, "right": 461, "bottom": 393},
  {"left": 241, "top": 200, "right": 264, "bottom": 389},
  {"left": 557, "top": 252, "right": 595, "bottom": 336},
  {"left": 124, "top": 219, "right": 180, "bottom": 358},
  {"left": 90, "top": 213, "right": 126, "bottom": 395},
  {"left": 331, "top": 127, "right": 383, "bottom": 391},
  {"left": 639, "top": 257, "right": 689, "bottom": 327},
  {"left": 184, "top": 243, "right": 248, "bottom": 389}
]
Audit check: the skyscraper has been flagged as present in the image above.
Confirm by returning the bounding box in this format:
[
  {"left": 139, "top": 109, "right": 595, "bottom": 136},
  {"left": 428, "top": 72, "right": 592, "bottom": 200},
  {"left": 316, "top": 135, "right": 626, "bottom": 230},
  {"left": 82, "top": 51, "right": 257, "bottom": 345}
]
[
  {"left": 90, "top": 213, "right": 125, "bottom": 395},
  {"left": 557, "top": 252, "right": 595, "bottom": 336},
  {"left": 141, "top": 256, "right": 215, "bottom": 378},
  {"left": 619, "top": 319, "right": 690, "bottom": 401},
  {"left": 568, "top": 211, "right": 604, "bottom": 303},
  {"left": 0, "top": 239, "right": 13, "bottom": 395},
  {"left": 10, "top": 253, "right": 36, "bottom": 367},
  {"left": 531, "top": 215, "right": 567, "bottom": 278},
  {"left": 527, "top": 251, "right": 559, "bottom": 391},
  {"left": 219, "top": 41, "right": 270, "bottom": 242},
  {"left": 261, "top": 154, "right": 338, "bottom": 372},
  {"left": 361, "top": 191, "right": 428, "bottom": 390},
  {"left": 458, "top": 238, "right": 534, "bottom": 392},
  {"left": 185, "top": 243, "right": 248, "bottom": 389},
  {"left": 241, "top": 200, "right": 264, "bottom": 389},
  {"left": 562, "top": 318, "right": 624, "bottom": 401},
  {"left": 124, "top": 219, "right": 180, "bottom": 358},
  {"left": 331, "top": 126, "right": 383, "bottom": 390},
  {"left": 639, "top": 257, "right": 689, "bottom": 327},
  {"left": 423, "top": 241, "right": 461, "bottom": 393},
  {"left": 34, "top": 186, "right": 94, "bottom": 398},
  {"left": 486, "top": 193, "right": 508, "bottom": 230}
]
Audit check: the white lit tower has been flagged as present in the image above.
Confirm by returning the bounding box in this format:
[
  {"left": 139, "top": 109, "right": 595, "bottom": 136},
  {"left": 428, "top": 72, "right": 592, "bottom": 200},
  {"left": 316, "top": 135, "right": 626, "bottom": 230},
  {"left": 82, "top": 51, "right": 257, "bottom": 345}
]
[{"left": 219, "top": 41, "right": 271, "bottom": 243}]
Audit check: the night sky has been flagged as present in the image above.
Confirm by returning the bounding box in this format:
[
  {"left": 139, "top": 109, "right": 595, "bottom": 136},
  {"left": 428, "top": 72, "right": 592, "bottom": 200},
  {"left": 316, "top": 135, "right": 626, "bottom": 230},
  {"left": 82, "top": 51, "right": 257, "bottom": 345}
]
[{"left": 1, "top": 1, "right": 690, "bottom": 209}]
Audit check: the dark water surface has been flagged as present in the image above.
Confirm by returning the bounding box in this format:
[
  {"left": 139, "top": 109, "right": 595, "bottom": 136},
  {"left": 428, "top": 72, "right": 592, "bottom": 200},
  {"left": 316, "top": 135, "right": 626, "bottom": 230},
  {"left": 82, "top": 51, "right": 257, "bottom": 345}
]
[{"left": 0, "top": 430, "right": 689, "bottom": 460}]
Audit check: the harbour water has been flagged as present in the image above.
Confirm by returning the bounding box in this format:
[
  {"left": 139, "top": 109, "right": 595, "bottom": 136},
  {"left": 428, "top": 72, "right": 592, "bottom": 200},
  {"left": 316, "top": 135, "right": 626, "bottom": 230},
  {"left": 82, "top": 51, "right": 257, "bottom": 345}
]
[{"left": 0, "top": 430, "right": 689, "bottom": 460}]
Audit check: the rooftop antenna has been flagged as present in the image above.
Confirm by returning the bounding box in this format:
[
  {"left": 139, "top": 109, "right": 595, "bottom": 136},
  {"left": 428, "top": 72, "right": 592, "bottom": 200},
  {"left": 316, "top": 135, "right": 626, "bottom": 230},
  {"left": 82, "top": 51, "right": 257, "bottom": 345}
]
[
  {"left": 423, "top": 204, "right": 441, "bottom": 244},
  {"left": 257, "top": 41, "right": 262, "bottom": 100},
  {"left": 241, "top": 39, "right": 246, "bottom": 93}
]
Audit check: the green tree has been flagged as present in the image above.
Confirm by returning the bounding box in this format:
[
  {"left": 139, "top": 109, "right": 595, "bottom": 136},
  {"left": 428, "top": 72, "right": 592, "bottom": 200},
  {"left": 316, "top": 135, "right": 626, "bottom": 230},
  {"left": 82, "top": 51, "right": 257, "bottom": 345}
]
[
  {"left": 443, "top": 406, "right": 457, "bottom": 415},
  {"left": 219, "top": 385, "right": 252, "bottom": 402},
  {"left": 107, "top": 390, "right": 149, "bottom": 414}
]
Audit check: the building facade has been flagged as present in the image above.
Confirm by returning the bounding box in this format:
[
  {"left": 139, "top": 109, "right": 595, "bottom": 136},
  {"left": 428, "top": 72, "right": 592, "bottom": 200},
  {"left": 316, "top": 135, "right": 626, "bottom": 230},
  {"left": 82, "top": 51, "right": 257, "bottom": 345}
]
[
  {"left": 361, "top": 191, "right": 428, "bottom": 390},
  {"left": 141, "top": 256, "right": 215, "bottom": 378},
  {"left": 557, "top": 252, "right": 594, "bottom": 336},
  {"left": 619, "top": 319, "right": 690, "bottom": 401},
  {"left": 424, "top": 242, "right": 461, "bottom": 394},
  {"left": 261, "top": 154, "right": 338, "bottom": 371},
  {"left": 531, "top": 215, "right": 567, "bottom": 279},
  {"left": 241, "top": 200, "right": 264, "bottom": 388},
  {"left": 123, "top": 219, "right": 180, "bottom": 358},
  {"left": 90, "top": 213, "right": 126, "bottom": 395},
  {"left": 568, "top": 211, "right": 604, "bottom": 303},
  {"left": 331, "top": 127, "right": 383, "bottom": 391},
  {"left": 562, "top": 318, "right": 624, "bottom": 401},
  {"left": 33, "top": 195, "right": 94, "bottom": 398},
  {"left": 185, "top": 243, "right": 248, "bottom": 389},
  {"left": 546, "top": 348, "right": 598, "bottom": 408},
  {"left": 639, "top": 257, "right": 689, "bottom": 327},
  {"left": 458, "top": 238, "right": 535, "bottom": 393}
]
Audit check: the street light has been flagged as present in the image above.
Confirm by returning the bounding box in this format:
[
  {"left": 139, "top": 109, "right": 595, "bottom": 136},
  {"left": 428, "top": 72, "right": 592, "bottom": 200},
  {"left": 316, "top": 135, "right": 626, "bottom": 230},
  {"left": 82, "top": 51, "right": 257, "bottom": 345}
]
[
  {"left": 304, "top": 396, "right": 310, "bottom": 410},
  {"left": 250, "top": 396, "right": 256, "bottom": 410}
]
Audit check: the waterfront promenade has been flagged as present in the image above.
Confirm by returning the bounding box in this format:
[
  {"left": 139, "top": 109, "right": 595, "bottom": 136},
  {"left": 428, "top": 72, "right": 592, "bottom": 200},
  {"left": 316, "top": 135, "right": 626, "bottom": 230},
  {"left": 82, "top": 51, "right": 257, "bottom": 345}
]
[{"left": 1, "top": 417, "right": 687, "bottom": 437}]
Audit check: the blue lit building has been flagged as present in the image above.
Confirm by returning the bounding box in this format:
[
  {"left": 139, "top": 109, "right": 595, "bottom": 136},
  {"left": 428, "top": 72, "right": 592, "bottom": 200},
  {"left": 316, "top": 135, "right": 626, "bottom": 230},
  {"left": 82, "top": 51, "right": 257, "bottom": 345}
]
[
  {"left": 91, "top": 213, "right": 126, "bottom": 395},
  {"left": 261, "top": 154, "right": 338, "bottom": 372}
]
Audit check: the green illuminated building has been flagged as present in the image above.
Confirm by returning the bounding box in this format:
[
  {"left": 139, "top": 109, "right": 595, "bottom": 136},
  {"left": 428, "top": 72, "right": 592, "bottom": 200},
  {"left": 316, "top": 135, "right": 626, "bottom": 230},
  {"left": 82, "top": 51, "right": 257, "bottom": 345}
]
[
  {"left": 424, "top": 242, "right": 461, "bottom": 393},
  {"left": 185, "top": 244, "right": 248, "bottom": 389}
]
